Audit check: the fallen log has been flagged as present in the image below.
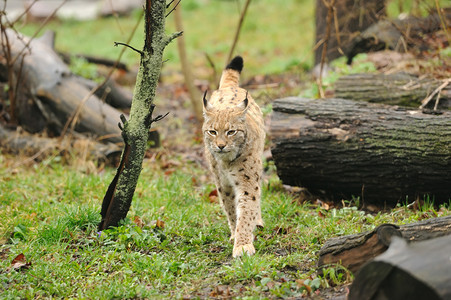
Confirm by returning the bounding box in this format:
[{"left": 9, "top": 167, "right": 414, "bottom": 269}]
[
  {"left": 0, "top": 29, "right": 124, "bottom": 143},
  {"left": 59, "top": 52, "right": 129, "bottom": 72},
  {"left": 74, "top": 76, "right": 133, "bottom": 109},
  {"left": 270, "top": 97, "right": 451, "bottom": 204},
  {"left": 348, "top": 234, "right": 451, "bottom": 300},
  {"left": 317, "top": 215, "right": 451, "bottom": 273},
  {"left": 335, "top": 73, "right": 451, "bottom": 109}
]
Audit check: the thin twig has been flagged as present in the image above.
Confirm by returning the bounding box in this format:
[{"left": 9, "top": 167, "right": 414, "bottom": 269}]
[
  {"left": 419, "top": 79, "right": 450, "bottom": 109},
  {"left": 435, "top": 0, "right": 450, "bottom": 44},
  {"left": 332, "top": 5, "right": 344, "bottom": 56},
  {"left": 166, "top": 0, "right": 176, "bottom": 8},
  {"left": 152, "top": 111, "right": 170, "bottom": 123},
  {"left": 114, "top": 42, "right": 143, "bottom": 55},
  {"left": 11, "top": 0, "right": 39, "bottom": 24},
  {"left": 433, "top": 89, "right": 442, "bottom": 111},
  {"left": 165, "top": 0, "right": 182, "bottom": 17},
  {"left": 226, "top": 0, "right": 252, "bottom": 63},
  {"left": 317, "top": 0, "right": 336, "bottom": 99},
  {"left": 11, "top": 0, "right": 68, "bottom": 66},
  {"left": 205, "top": 52, "right": 218, "bottom": 88}
]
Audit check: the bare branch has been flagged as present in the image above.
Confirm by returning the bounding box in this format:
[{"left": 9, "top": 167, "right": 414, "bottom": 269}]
[
  {"left": 226, "top": 0, "right": 252, "bottom": 63},
  {"left": 11, "top": 0, "right": 38, "bottom": 24},
  {"left": 165, "top": 0, "right": 182, "bottom": 17},
  {"left": 420, "top": 79, "right": 450, "bottom": 109},
  {"left": 317, "top": 0, "right": 336, "bottom": 99},
  {"left": 164, "top": 30, "right": 183, "bottom": 46},
  {"left": 114, "top": 42, "right": 143, "bottom": 55},
  {"left": 11, "top": 0, "right": 68, "bottom": 66}
]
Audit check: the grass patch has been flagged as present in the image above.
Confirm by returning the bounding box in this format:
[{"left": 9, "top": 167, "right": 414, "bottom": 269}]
[{"left": 1, "top": 153, "right": 449, "bottom": 298}]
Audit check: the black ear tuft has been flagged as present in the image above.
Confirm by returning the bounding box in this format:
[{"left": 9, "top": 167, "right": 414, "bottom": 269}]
[
  {"left": 226, "top": 56, "right": 244, "bottom": 73},
  {"left": 202, "top": 90, "right": 208, "bottom": 108},
  {"left": 243, "top": 91, "right": 249, "bottom": 109}
]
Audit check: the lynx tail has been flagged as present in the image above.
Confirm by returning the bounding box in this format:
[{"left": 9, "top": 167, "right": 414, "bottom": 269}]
[{"left": 219, "top": 56, "right": 243, "bottom": 89}]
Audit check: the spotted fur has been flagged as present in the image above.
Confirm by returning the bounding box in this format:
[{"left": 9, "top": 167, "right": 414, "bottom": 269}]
[{"left": 203, "top": 56, "right": 265, "bottom": 257}]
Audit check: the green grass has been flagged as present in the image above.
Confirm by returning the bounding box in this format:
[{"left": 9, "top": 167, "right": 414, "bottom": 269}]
[{"left": 1, "top": 153, "right": 449, "bottom": 299}]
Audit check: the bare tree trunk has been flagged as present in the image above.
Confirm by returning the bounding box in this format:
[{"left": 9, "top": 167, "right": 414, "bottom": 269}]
[
  {"left": 173, "top": 5, "right": 202, "bottom": 122},
  {"left": 98, "top": 0, "right": 181, "bottom": 230}
]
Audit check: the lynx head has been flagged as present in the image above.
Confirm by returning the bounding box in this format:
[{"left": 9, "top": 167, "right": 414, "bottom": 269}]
[{"left": 202, "top": 91, "right": 249, "bottom": 161}]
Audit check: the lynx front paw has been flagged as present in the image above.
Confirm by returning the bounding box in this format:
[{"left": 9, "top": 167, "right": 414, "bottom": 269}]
[{"left": 232, "top": 243, "right": 255, "bottom": 258}]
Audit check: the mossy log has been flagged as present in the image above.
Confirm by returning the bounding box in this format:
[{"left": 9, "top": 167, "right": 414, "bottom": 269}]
[
  {"left": 335, "top": 73, "right": 451, "bottom": 109},
  {"left": 270, "top": 97, "right": 451, "bottom": 204},
  {"left": 348, "top": 234, "right": 451, "bottom": 300},
  {"left": 317, "top": 215, "right": 451, "bottom": 273}
]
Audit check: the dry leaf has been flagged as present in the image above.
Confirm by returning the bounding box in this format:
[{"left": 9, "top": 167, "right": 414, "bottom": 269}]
[
  {"left": 296, "top": 279, "right": 312, "bottom": 294},
  {"left": 134, "top": 216, "right": 144, "bottom": 228},
  {"left": 164, "top": 169, "right": 175, "bottom": 176},
  {"left": 210, "top": 285, "right": 230, "bottom": 297},
  {"left": 207, "top": 189, "right": 218, "bottom": 203},
  {"left": 11, "top": 253, "right": 32, "bottom": 271},
  {"left": 155, "top": 219, "right": 165, "bottom": 229}
]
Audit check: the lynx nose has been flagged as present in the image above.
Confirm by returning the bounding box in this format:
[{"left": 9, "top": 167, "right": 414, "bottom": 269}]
[{"left": 218, "top": 144, "right": 226, "bottom": 150}]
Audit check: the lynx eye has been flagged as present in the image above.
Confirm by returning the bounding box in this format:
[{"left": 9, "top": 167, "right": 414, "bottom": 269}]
[
  {"left": 227, "top": 130, "right": 237, "bottom": 136},
  {"left": 207, "top": 130, "right": 217, "bottom": 136}
]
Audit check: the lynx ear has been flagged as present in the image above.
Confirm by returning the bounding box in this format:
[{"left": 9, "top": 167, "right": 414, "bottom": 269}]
[
  {"left": 239, "top": 91, "right": 249, "bottom": 113},
  {"left": 202, "top": 90, "right": 213, "bottom": 114}
]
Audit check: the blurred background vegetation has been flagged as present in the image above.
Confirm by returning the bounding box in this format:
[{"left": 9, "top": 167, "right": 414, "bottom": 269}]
[{"left": 16, "top": 0, "right": 449, "bottom": 80}]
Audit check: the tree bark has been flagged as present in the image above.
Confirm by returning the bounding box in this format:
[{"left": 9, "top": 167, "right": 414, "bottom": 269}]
[
  {"left": 98, "top": 0, "right": 181, "bottom": 230},
  {"left": 317, "top": 215, "right": 451, "bottom": 273},
  {"left": 348, "top": 234, "right": 451, "bottom": 300},
  {"left": 335, "top": 73, "right": 451, "bottom": 109},
  {"left": 270, "top": 97, "right": 451, "bottom": 205}
]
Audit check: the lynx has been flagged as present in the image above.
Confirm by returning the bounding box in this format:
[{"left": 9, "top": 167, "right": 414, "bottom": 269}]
[{"left": 202, "top": 56, "right": 265, "bottom": 257}]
